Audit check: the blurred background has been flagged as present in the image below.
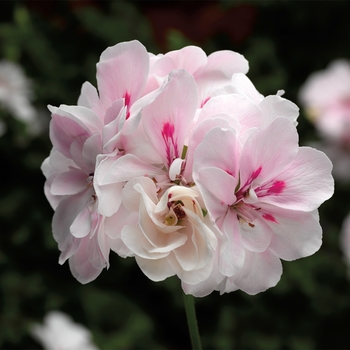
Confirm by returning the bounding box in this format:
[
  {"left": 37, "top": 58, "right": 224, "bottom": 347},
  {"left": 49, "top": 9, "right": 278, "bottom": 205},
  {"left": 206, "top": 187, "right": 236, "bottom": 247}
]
[{"left": 1, "top": 0, "right": 350, "bottom": 349}]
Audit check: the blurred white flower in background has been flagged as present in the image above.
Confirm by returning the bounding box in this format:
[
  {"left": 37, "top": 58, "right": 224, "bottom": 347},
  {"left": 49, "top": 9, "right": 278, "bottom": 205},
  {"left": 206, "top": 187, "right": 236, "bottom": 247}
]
[
  {"left": 341, "top": 213, "right": 350, "bottom": 277},
  {"left": 299, "top": 59, "right": 350, "bottom": 181},
  {"left": 30, "top": 311, "right": 99, "bottom": 350},
  {"left": 0, "top": 59, "right": 44, "bottom": 136}
]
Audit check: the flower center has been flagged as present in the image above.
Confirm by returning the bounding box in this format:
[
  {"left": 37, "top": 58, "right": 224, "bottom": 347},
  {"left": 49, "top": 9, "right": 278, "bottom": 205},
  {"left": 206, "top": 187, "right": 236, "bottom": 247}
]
[{"left": 164, "top": 200, "right": 186, "bottom": 226}]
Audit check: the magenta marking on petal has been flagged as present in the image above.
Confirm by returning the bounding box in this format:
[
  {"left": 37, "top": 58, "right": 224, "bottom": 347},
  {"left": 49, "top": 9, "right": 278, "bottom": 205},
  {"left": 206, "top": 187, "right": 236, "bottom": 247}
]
[
  {"left": 162, "top": 122, "right": 175, "bottom": 138},
  {"left": 251, "top": 166, "right": 262, "bottom": 181},
  {"left": 267, "top": 180, "right": 285, "bottom": 195},
  {"left": 236, "top": 166, "right": 262, "bottom": 198},
  {"left": 161, "top": 121, "right": 179, "bottom": 167},
  {"left": 124, "top": 91, "right": 131, "bottom": 119},
  {"left": 200, "top": 97, "right": 210, "bottom": 108},
  {"left": 262, "top": 213, "right": 278, "bottom": 223}
]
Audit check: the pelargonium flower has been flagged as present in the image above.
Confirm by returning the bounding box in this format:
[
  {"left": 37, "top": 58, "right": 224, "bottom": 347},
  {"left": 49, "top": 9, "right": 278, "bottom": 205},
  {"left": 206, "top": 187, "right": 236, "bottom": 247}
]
[
  {"left": 30, "top": 311, "right": 99, "bottom": 350},
  {"left": 41, "top": 103, "right": 135, "bottom": 283},
  {"left": 42, "top": 39, "right": 334, "bottom": 297},
  {"left": 190, "top": 117, "right": 333, "bottom": 295}
]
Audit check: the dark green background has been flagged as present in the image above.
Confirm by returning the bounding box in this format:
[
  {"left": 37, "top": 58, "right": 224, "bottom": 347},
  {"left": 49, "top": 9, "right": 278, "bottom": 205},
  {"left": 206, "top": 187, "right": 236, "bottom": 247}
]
[{"left": 1, "top": 1, "right": 349, "bottom": 349}]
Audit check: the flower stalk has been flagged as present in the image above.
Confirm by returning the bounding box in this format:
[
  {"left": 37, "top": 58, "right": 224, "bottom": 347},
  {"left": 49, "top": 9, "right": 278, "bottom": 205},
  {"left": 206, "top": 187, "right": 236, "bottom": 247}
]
[{"left": 183, "top": 293, "right": 202, "bottom": 350}]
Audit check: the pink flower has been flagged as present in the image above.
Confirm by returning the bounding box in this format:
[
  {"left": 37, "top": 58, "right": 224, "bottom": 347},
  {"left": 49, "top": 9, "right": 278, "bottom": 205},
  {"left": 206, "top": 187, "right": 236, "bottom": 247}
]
[
  {"left": 299, "top": 59, "right": 350, "bottom": 181},
  {"left": 191, "top": 117, "right": 334, "bottom": 295},
  {"left": 42, "top": 40, "right": 334, "bottom": 296},
  {"left": 299, "top": 59, "right": 350, "bottom": 142},
  {"left": 41, "top": 103, "right": 132, "bottom": 283}
]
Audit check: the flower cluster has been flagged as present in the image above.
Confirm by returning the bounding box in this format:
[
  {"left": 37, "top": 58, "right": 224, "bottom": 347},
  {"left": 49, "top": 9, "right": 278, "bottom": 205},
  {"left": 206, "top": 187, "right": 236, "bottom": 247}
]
[{"left": 42, "top": 40, "right": 334, "bottom": 296}]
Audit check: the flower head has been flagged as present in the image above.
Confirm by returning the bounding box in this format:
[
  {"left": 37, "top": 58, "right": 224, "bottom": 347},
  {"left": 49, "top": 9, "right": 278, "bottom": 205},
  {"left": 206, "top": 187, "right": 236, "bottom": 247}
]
[{"left": 42, "top": 40, "right": 334, "bottom": 296}]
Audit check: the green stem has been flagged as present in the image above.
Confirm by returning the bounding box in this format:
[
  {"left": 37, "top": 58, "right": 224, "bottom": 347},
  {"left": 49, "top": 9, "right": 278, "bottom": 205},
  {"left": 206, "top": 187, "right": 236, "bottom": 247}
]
[{"left": 183, "top": 293, "right": 203, "bottom": 350}]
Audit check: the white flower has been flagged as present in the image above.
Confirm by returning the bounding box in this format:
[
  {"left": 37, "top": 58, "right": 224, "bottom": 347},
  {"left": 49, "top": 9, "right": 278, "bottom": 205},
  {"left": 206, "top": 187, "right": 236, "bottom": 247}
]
[
  {"left": 0, "top": 60, "right": 41, "bottom": 134},
  {"left": 30, "top": 311, "right": 99, "bottom": 350},
  {"left": 119, "top": 177, "right": 218, "bottom": 285}
]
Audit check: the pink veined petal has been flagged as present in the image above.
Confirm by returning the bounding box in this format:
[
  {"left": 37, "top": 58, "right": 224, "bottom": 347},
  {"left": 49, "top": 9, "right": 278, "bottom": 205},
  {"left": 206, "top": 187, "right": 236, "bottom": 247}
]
[
  {"left": 89, "top": 231, "right": 109, "bottom": 270},
  {"left": 258, "top": 147, "right": 334, "bottom": 211},
  {"left": 97, "top": 182, "right": 124, "bottom": 217},
  {"left": 227, "top": 249, "right": 282, "bottom": 295},
  {"left": 135, "top": 255, "right": 175, "bottom": 282},
  {"left": 50, "top": 169, "right": 87, "bottom": 196},
  {"left": 218, "top": 211, "right": 245, "bottom": 276},
  {"left": 70, "top": 206, "right": 92, "bottom": 238},
  {"left": 103, "top": 98, "right": 125, "bottom": 126},
  {"left": 77, "top": 81, "right": 104, "bottom": 119},
  {"left": 194, "top": 127, "right": 240, "bottom": 179},
  {"left": 44, "top": 175, "right": 59, "bottom": 210},
  {"left": 122, "top": 120, "right": 163, "bottom": 165},
  {"left": 82, "top": 133, "right": 102, "bottom": 172},
  {"left": 69, "top": 136, "right": 91, "bottom": 175},
  {"left": 94, "top": 151, "right": 119, "bottom": 188},
  {"left": 259, "top": 95, "right": 299, "bottom": 126},
  {"left": 51, "top": 105, "right": 103, "bottom": 134},
  {"left": 94, "top": 151, "right": 124, "bottom": 217},
  {"left": 96, "top": 40, "right": 149, "bottom": 110},
  {"left": 68, "top": 237, "right": 104, "bottom": 284},
  {"left": 141, "top": 69, "right": 198, "bottom": 168},
  {"left": 230, "top": 73, "right": 264, "bottom": 104},
  {"left": 239, "top": 214, "right": 273, "bottom": 253},
  {"left": 77, "top": 81, "right": 99, "bottom": 108},
  {"left": 194, "top": 167, "right": 237, "bottom": 221},
  {"left": 164, "top": 46, "right": 208, "bottom": 75},
  {"left": 194, "top": 51, "right": 249, "bottom": 105},
  {"left": 102, "top": 103, "right": 126, "bottom": 152},
  {"left": 197, "top": 94, "right": 262, "bottom": 132},
  {"left": 205, "top": 50, "right": 249, "bottom": 76},
  {"left": 46, "top": 148, "right": 78, "bottom": 175},
  {"left": 184, "top": 116, "right": 238, "bottom": 182},
  {"left": 102, "top": 154, "right": 165, "bottom": 185},
  {"left": 52, "top": 188, "right": 93, "bottom": 259},
  {"left": 96, "top": 219, "right": 110, "bottom": 267},
  {"left": 49, "top": 113, "right": 91, "bottom": 160},
  {"left": 104, "top": 204, "right": 138, "bottom": 240},
  {"left": 263, "top": 205, "right": 322, "bottom": 261},
  {"left": 58, "top": 238, "right": 80, "bottom": 265},
  {"left": 239, "top": 117, "right": 299, "bottom": 188}
]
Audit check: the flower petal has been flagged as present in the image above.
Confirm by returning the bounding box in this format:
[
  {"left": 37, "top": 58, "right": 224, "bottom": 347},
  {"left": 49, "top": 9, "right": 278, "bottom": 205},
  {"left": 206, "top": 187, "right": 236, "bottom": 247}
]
[
  {"left": 141, "top": 69, "right": 198, "bottom": 167},
  {"left": 96, "top": 40, "right": 149, "bottom": 109}
]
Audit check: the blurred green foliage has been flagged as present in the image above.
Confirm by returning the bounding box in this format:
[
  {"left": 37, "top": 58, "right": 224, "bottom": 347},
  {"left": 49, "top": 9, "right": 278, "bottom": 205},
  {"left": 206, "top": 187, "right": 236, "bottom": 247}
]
[{"left": 1, "top": 1, "right": 350, "bottom": 349}]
